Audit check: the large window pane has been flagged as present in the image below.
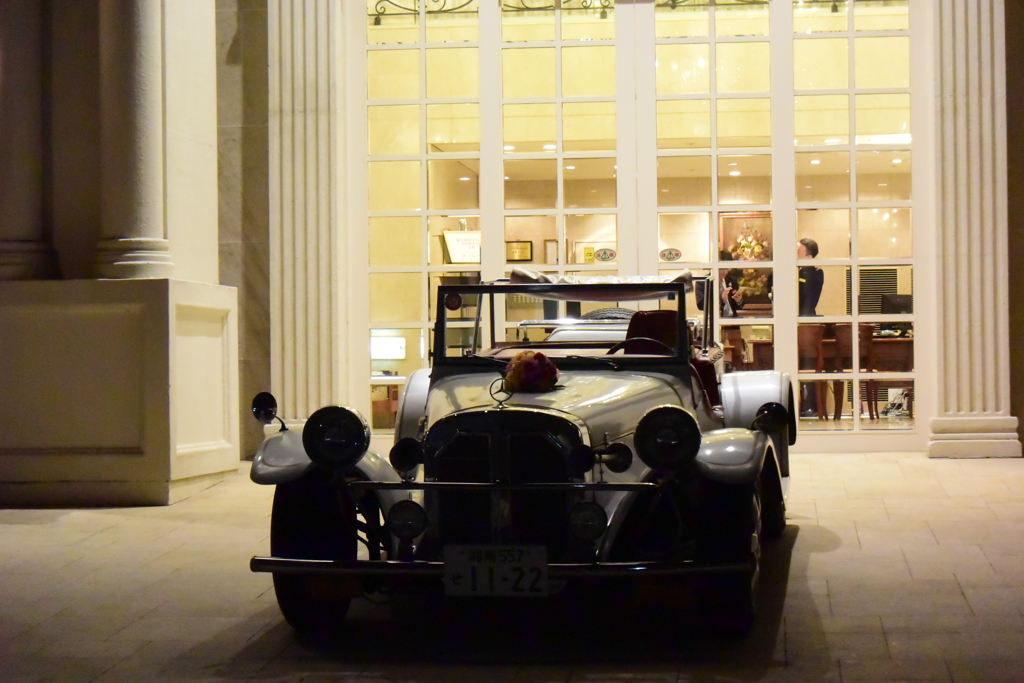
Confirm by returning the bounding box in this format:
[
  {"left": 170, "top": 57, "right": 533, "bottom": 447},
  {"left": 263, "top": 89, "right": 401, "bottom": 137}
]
[
  {"left": 716, "top": 42, "right": 770, "bottom": 93},
  {"left": 504, "top": 104, "right": 556, "bottom": 154},
  {"left": 369, "top": 217, "right": 422, "bottom": 267},
  {"left": 562, "top": 46, "right": 616, "bottom": 97},
  {"left": 502, "top": 4, "right": 555, "bottom": 42},
  {"left": 370, "top": 328, "right": 425, "bottom": 380},
  {"left": 370, "top": 273, "right": 422, "bottom": 323},
  {"left": 655, "top": 3, "right": 709, "bottom": 38},
  {"left": 722, "top": 324, "right": 774, "bottom": 371},
  {"left": 798, "top": 380, "right": 854, "bottom": 428},
  {"left": 659, "top": 212, "right": 711, "bottom": 263},
  {"left": 718, "top": 155, "right": 772, "bottom": 206},
  {"left": 428, "top": 160, "right": 479, "bottom": 210},
  {"left": 794, "top": 39, "right": 848, "bottom": 90},
  {"left": 796, "top": 151, "right": 851, "bottom": 203},
  {"left": 656, "top": 44, "right": 711, "bottom": 95},
  {"left": 426, "top": 48, "right": 479, "bottom": 98},
  {"left": 715, "top": 1, "right": 769, "bottom": 37},
  {"left": 795, "top": 95, "right": 849, "bottom": 146},
  {"left": 721, "top": 211, "right": 773, "bottom": 262},
  {"left": 561, "top": 0, "right": 615, "bottom": 41},
  {"left": 793, "top": 0, "right": 848, "bottom": 33},
  {"left": 429, "top": 215, "right": 480, "bottom": 266},
  {"left": 717, "top": 98, "right": 770, "bottom": 148},
  {"left": 858, "top": 265, "right": 913, "bottom": 315},
  {"left": 367, "top": 50, "right": 421, "bottom": 99},
  {"left": 862, "top": 380, "right": 915, "bottom": 430},
  {"left": 658, "top": 156, "right": 712, "bottom": 206},
  {"left": 856, "top": 93, "right": 911, "bottom": 145},
  {"left": 806, "top": 265, "right": 851, "bottom": 317},
  {"left": 427, "top": 104, "right": 480, "bottom": 153},
  {"left": 505, "top": 159, "right": 557, "bottom": 210},
  {"left": 854, "top": 0, "right": 909, "bottom": 31},
  {"left": 858, "top": 208, "right": 912, "bottom": 259},
  {"left": 429, "top": 272, "right": 480, "bottom": 321},
  {"left": 426, "top": 0, "right": 479, "bottom": 42},
  {"left": 566, "top": 215, "right": 618, "bottom": 265},
  {"left": 657, "top": 100, "right": 711, "bottom": 150},
  {"left": 368, "top": 105, "right": 420, "bottom": 155},
  {"left": 563, "top": 102, "right": 616, "bottom": 152},
  {"left": 503, "top": 48, "right": 556, "bottom": 98},
  {"left": 505, "top": 216, "right": 558, "bottom": 266},
  {"left": 564, "top": 158, "right": 617, "bottom": 209},
  {"left": 856, "top": 150, "right": 911, "bottom": 201},
  {"left": 855, "top": 37, "right": 910, "bottom": 89},
  {"left": 797, "top": 209, "right": 851, "bottom": 260},
  {"left": 367, "top": 0, "right": 418, "bottom": 45},
  {"left": 369, "top": 161, "right": 421, "bottom": 211}
]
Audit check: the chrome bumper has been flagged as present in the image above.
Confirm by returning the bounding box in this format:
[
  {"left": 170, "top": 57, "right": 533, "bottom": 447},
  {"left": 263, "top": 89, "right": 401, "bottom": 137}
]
[{"left": 250, "top": 556, "right": 748, "bottom": 579}]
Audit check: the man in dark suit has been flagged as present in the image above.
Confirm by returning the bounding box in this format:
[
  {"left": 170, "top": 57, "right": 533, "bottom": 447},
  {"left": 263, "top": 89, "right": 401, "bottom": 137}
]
[
  {"left": 798, "top": 238, "right": 824, "bottom": 316},
  {"left": 695, "top": 250, "right": 744, "bottom": 318}
]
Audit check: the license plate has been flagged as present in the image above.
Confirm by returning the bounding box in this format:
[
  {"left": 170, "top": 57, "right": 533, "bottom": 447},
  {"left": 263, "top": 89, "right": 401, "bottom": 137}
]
[{"left": 443, "top": 545, "right": 548, "bottom": 597}]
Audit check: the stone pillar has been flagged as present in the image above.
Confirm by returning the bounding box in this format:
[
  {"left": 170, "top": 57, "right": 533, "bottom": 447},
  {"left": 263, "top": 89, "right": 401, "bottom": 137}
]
[
  {"left": 267, "top": 0, "right": 341, "bottom": 423},
  {"left": 0, "top": 0, "right": 57, "bottom": 280},
  {"left": 95, "top": 0, "right": 172, "bottom": 279},
  {"left": 929, "top": 0, "right": 1021, "bottom": 457}
]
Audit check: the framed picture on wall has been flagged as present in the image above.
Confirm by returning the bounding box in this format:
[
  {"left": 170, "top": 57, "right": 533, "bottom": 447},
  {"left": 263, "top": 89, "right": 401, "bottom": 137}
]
[
  {"left": 505, "top": 240, "right": 533, "bottom": 262},
  {"left": 544, "top": 239, "right": 558, "bottom": 265}
]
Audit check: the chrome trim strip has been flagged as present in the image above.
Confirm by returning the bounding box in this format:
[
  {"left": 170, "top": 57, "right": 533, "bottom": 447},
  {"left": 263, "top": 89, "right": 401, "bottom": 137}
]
[
  {"left": 250, "top": 557, "right": 748, "bottom": 578},
  {"left": 345, "top": 481, "right": 659, "bottom": 492}
]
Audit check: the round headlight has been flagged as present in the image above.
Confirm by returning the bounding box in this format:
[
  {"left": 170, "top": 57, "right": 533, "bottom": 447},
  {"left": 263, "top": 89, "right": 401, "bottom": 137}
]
[
  {"left": 302, "top": 406, "right": 370, "bottom": 469},
  {"left": 390, "top": 437, "right": 424, "bottom": 474},
  {"left": 569, "top": 501, "right": 608, "bottom": 541},
  {"left": 634, "top": 405, "right": 701, "bottom": 470},
  {"left": 387, "top": 499, "right": 428, "bottom": 541}
]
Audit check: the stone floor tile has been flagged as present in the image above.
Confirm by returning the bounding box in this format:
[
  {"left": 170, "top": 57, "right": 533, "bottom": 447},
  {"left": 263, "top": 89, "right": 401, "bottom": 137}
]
[
  {"left": 0, "top": 655, "right": 123, "bottom": 682},
  {"left": 785, "top": 631, "right": 889, "bottom": 661},
  {"left": 838, "top": 658, "right": 952, "bottom": 681},
  {"left": 784, "top": 615, "right": 882, "bottom": 634},
  {"left": 946, "top": 658, "right": 1024, "bottom": 682}
]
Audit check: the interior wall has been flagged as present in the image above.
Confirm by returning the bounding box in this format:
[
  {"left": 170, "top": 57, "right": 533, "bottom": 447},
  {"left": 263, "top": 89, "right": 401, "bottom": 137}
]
[
  {"left": 216, "top": 0, "right": 269, "bottom": 458},
  {"left": 1006, "top": 0, "right": 1024, "bottom": 443}
]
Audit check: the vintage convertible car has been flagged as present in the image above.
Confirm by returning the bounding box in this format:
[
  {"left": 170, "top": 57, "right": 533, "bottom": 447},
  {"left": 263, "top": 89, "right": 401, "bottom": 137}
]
[{"left": 248, "top": 270, "right": 795, "bottom": 635}]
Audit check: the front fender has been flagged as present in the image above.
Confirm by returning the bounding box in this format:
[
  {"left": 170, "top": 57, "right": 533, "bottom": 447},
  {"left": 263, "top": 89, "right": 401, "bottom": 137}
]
[
  {"left": 720, "top": 371, "right": 794, "bottom": 443},
  {"left": 251, "top": 429, "right": 406, "bottom": 515},
  {"left": 695, "top": 428, "right": 770, "bottom": 485}
]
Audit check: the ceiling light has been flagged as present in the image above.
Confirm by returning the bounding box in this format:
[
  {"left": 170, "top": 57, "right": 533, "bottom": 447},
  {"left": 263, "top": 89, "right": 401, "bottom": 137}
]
[
  {"left": 893, "top": 159, "right": 903, "bottom": 164},
  {"left": 729, "top": 163, "right": 738, "bottom": 166},
  {"left": 565, "top": 165, "right": 575, "bottom": 170},
  {"left": 504, "top": 145, "right": 515, "bottom": 151},
  {"left": 459, "top": 177, "right": 471, "bottom": 181},
  {"left": 729, "top": 171, "right": 741, "bottom": 176},
  {"left": 543, "top": 144, "right": 556, "bottom": 150},
  {"left": 810, "top": 159, "right": 821, "bottom": 165},
  {"left": 824, "top": 138, "right": 842, "bottom": 144}
]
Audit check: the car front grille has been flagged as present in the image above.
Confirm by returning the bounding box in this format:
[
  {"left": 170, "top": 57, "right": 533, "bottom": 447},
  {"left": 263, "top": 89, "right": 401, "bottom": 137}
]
[{"left": 423, "top": 410, "right": 585, "bottom": 561}]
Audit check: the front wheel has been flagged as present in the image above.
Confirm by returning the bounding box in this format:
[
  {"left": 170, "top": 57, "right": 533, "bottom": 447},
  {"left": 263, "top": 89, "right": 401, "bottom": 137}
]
[
  {"left": 270, "top": 469, "right": 359, "bottom": 635},
  {"left": 702, "top": 485, "right": 761, "bottom": 636}
]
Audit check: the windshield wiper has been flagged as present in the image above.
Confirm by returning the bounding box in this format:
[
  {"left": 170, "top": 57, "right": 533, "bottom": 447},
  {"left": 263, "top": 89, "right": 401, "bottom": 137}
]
[
  {"left": 565, "top": 355, "right": 620, "bottom": 370},
  {"left": 464, "top": 353, "right": 508, "bottom": 366}
]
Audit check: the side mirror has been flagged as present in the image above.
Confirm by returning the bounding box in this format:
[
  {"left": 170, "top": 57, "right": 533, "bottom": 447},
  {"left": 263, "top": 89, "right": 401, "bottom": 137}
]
[{"left": 252, "top": 392, "right": 285, "bottom": 430}]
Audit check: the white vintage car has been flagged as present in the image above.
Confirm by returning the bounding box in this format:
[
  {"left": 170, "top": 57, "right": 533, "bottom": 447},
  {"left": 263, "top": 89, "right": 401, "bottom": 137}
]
[{"left": 248, "top": 270, "right": 795, "bottom": 635}]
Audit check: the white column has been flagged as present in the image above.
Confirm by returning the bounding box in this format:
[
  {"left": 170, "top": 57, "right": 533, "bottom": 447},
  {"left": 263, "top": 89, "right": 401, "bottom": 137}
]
[
  {"left": 0, "top": 0, "right": 57, "bottom": 280},
  {"left": 268, "top": 0, "right": 342, "bottom": 423},
  {"left": 95, "top": 0, "right": 173, "bottom": 279},
  {"left": 929, "top": 0, "right": 1021, "bottom": 457}
]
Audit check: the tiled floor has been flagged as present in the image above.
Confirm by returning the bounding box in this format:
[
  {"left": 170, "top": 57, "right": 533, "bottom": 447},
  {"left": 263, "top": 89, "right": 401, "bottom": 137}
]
[{"left": 2, "top": 453, "right": 1024, "bottom": 682}]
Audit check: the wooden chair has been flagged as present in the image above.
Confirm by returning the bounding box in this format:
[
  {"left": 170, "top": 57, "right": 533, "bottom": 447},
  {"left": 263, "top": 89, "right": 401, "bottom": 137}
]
[
  {"left": 833, "top": 323, "right": 878, "bottom": 421},
  {"left": 796, "top": 324, "right": 826, "bottom": 419}
]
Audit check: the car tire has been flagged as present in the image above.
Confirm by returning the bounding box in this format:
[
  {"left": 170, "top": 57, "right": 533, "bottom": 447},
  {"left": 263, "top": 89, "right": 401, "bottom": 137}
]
[
  {"left": 703, "top": 485, "right": 760, "bottom": 637},
  {"left": 270, "top": 469, "right": 359, "bottom": 635},
  {"left": 760, "top": 461, "right": 787, "bottom": 541}
]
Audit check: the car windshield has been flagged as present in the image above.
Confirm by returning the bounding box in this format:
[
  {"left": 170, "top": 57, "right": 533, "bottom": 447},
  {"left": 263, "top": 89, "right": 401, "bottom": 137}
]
[{"left": 431, "top": 270, "right": 706, "bottom": 369}]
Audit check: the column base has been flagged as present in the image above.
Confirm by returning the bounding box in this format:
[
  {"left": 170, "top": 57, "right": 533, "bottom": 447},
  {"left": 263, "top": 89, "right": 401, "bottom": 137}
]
[
  {"left": 96, "top": 237, "right": 173, "bottom": 279},
  {"left": 0, "top": 240, "right": 59, "bottom": 280},
  {"left": 0, "top": 279, "right": 239, "bottom": 506},
  {"left": 928, "top": 416, "right": 1023, "bottom": 458}
]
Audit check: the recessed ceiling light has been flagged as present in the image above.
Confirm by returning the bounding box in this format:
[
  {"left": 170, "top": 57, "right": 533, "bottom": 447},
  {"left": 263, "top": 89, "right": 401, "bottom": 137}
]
[
  {"left": 730, "top": 171, "right": 741, "bottom": 176},
  {"left": 824, "top": 138, "right": 842, "bottom": 144},
  {"left": 543, "top": 144, "right": 556, "bottom": 150},
  {"left": 503, "top": 145, "right": 515, "bottom": 151},
  {"left": 810, "top": 159, "right": 821, "bottom": 165},
  {"left": 729, "top": 163, "right": 738, "bottom": 166},
  {"left": 504, "top": 176, "right": 509, "bottom": 180},
  {"left": 459, "top": 177, "right": 471, "bottom": 181},
  {"left": 565, "top": 165, "right": 575, "bottom": 170},
  {"left": 893, "top": 159, "right": 903, "bottom": 164}
]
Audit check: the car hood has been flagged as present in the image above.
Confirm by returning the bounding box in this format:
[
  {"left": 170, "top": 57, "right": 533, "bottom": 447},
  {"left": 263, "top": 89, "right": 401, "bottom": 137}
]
[{"left": 425, "top": 371, "right": 685, "bottom": 434}]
